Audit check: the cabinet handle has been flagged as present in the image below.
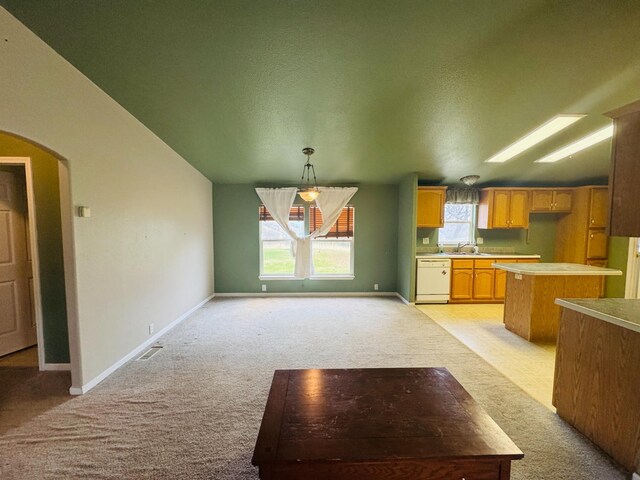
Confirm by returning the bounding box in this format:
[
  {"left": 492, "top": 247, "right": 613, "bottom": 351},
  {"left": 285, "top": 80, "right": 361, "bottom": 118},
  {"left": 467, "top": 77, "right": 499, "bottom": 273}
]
[
  {"left": 591, "top": 219, "right": 595, "bottom": 223},
  {"left": 590, "top": 234, "right": 594, "bottom": 238}
]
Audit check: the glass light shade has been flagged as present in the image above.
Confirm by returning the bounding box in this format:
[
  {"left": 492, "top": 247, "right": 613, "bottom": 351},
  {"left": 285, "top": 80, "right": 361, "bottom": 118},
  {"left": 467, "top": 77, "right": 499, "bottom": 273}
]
[{"left": 298, "top": 189, "right": 319, "bottom": 202}]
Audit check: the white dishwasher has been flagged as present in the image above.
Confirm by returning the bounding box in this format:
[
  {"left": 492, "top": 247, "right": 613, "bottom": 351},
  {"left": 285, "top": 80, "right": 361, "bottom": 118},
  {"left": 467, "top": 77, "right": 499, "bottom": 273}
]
[{"left": 416, "top": 258, "right": 451, "bottom": 304}]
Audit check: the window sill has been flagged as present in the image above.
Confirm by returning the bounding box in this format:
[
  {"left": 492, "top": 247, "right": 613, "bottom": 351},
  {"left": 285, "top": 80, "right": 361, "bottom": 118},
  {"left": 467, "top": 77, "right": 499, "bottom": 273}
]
[{"left": 258, "top": 275, "right": 355, "bottom": 281}]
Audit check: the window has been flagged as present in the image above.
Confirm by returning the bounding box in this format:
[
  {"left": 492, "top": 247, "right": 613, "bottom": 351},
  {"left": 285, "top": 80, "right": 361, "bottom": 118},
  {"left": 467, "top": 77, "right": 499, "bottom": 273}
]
[
  {"left": 258, "top": 204, "right": 355, "bottom": 278},
  {"left": 259, "top": 206, "right": 305, "bottom": 276},
  {"left": 438, "top": 204, "right": 475, "bottom": 245},
  {"left": 310, "top": 206, "right": 355, "bottom": 276}
]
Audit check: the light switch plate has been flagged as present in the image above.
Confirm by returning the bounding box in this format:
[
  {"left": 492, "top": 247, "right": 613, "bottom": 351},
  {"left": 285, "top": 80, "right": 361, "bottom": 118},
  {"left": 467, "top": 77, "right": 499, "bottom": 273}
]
[
  {"left": 422, "top": 237, "right": 429, "bottom": 245},
  {"left": 78, "top": 206, "right": 91, "bottom": 218},
  {"left": 476, "top": 237, "right": 484, "bottom": 244}
]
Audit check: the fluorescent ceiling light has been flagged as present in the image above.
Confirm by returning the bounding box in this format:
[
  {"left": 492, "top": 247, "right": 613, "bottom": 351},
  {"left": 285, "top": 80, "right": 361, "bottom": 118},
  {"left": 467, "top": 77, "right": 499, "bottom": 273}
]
[
  {"left": 534, "top": 125, "right": 614, "bottom": 163},
  {"left": 485, "top": 114, "right": 585, "bottom": 163}
]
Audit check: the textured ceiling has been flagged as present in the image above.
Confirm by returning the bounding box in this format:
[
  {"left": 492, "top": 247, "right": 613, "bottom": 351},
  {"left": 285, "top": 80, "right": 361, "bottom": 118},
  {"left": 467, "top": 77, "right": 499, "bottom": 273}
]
[{"left": 2, "top": 0, "right": 640, "bottom": 186}]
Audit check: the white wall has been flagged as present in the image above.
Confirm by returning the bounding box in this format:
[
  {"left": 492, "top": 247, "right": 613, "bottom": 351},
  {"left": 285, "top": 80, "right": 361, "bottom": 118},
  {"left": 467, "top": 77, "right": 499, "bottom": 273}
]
[{"left": 0, "top": 8, "right": 214, "bottom": 390}]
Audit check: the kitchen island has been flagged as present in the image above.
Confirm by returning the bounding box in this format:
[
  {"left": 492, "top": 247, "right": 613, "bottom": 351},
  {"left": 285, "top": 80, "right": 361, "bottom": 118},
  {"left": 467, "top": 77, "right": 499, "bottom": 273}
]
[
  {"left": 492, "top": 263, "right": 622, "bottom": 342},
  {"left": 553, "top": 298, "right": 640, "bottom": 472}
]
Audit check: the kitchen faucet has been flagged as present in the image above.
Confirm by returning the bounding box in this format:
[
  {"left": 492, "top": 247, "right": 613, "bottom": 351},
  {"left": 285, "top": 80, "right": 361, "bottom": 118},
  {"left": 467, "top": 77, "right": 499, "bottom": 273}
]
[{"left": 456, "top": 242, "right": 475, "bottom": 253}]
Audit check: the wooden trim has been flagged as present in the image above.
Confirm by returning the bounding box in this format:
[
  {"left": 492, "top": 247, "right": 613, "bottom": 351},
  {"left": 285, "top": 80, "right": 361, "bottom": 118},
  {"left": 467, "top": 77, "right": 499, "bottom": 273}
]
[{"left": 604, "top": 98, "right": 640, "bottom": 118}]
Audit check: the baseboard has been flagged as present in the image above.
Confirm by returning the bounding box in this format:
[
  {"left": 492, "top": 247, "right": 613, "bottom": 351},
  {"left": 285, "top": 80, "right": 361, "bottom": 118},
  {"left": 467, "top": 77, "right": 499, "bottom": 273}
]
[
  {"left": 41, "top": 362, "right": 71, "bottom": 371},
  {"left": 215, "top": 291, "right": 397, "bottom": 298},
  {"left": 395, "top": 292, "right": 413, "bottom": 305},
  {"left": 69, "top": 293, "right": 214, "bottom": 395}
]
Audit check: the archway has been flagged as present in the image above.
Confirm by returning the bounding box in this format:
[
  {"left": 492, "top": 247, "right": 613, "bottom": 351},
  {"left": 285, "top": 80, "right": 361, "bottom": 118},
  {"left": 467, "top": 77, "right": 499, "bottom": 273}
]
[{"left": 0, "top": 131, "right": 80, "bottom": 390}]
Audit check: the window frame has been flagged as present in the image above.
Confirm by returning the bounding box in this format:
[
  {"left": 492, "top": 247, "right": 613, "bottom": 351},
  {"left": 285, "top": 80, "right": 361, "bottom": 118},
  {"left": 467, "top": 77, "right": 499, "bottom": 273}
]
[
  {"left": 258, "top": 204, "right": 355, "bottom": 280},
  {"left": 437, "top": 203, "right": 477, "bottom": 246}
]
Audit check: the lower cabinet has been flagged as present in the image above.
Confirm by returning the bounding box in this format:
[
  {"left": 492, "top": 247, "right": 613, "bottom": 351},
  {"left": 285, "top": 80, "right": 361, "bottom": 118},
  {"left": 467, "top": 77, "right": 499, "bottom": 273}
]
[
  {"left": 450, "top": 257, "right": 538, "bottom": 303},
  {"left": 451, "top": 269, "right": 473, "bottom": 300}
]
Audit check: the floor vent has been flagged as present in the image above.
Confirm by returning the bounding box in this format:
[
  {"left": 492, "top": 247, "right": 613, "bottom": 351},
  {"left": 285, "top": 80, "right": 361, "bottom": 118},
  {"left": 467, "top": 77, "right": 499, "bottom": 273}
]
[{"left": 136, "top": 345, "right": 163, "bottom": 361}]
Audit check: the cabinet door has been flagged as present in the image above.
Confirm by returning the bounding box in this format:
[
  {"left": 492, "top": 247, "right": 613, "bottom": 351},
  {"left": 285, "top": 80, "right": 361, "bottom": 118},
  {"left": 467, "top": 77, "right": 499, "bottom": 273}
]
[
  {"left": 589, "top": 188, "right": 608, "bottom": 228},
  {"left": 586, "top": 228, "right": 608, "bottom": 259},
  {"left": 509, "top": 190, "right": 529, "bottom": 228},
  {"left": 494, "top": 269, "right": 507, "bottom": 300},
  {"left": 553, "top": 190, "right": 573, "bottom": 212},
  {"left": 473, "top": 269, "right": 495, "bottom": 300},
  {"left": 417, "top": 188, "right": 445, "bottom": 228},
  {"left": 530, "top": 190, "right": 553, "bottom": 212},
  {"left": 451, "top": 269, "right": 473, "bottom": 300},
  {"left": 492, "top": 191, "right": 511, "bottom": 228}
]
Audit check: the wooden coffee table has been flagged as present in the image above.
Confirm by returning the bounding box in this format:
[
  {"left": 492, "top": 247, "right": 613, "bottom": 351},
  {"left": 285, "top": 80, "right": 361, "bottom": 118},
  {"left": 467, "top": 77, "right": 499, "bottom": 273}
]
[{"left": 252, "top": 368, "right": 523, "bottom": 479}]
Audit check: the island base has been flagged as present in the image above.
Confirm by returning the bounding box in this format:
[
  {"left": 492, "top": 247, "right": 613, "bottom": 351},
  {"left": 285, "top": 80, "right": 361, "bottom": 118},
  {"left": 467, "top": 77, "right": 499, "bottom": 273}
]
[{"left": 503, "top": 273, "right": 601, "bottom": 342}]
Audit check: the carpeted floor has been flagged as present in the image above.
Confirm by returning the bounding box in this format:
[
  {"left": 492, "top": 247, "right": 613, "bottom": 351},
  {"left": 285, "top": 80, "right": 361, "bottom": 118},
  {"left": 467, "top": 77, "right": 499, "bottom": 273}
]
[{"left": 0, "top": 297, "right": 627, "bottom": 479}]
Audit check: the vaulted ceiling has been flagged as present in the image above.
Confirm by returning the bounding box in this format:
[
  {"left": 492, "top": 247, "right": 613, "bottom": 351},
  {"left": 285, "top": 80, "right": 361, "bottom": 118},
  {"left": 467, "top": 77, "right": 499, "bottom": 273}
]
[{"left": 2, "top": 1, "right": 640, "bottom": 186}]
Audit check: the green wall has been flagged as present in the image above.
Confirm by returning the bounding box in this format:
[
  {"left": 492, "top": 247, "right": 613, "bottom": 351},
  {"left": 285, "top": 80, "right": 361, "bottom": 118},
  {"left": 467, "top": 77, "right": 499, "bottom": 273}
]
[
  {"left": 396, "top": 174, "right": 417, "bottom": 302},
  {"left": 606, "top": 236, "right": 629, "bottom": 298},
  {"left": 0, "top": 132, "right": 69, "bottom": 363},
  {"left": 213, "top": 184, "right": 398, "bottom": 293},
  {"left": 417, "top": 212, "right": 558, "bottom": 262}
]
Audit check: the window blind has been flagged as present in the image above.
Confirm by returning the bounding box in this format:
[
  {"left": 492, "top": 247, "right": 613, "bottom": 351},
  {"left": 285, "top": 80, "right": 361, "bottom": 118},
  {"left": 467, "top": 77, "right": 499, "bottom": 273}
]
[
  {"left": 259, "top": 205, "right": 304, "bottom": 222},
  {"left": 310, "top": 205, "right": 354, "bottom": 238}
]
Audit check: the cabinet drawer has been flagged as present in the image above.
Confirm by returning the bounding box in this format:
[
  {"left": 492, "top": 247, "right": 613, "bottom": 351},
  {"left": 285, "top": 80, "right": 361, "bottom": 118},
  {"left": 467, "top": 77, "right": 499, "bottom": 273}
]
[
  {"left": 452, "top": 259, "right": 474, "bottom": 269},
  {"left": 474, "top": 259, "right": 496, "bottom": 269}
]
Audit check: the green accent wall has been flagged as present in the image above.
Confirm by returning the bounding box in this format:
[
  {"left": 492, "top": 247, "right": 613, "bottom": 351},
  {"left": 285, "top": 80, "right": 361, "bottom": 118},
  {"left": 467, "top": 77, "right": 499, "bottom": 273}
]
[
  {"left": 417, "top": 212, "right": 558, "bottom": 262},
  {"left": 606, "top": 236, "right": 629, "bottom": 298},
  {"left": 396, "top": 174, "right": 417, "bottom": 302},
  {"left": 213, "top": 184, "right": 398, "bottom": 293},
  {"left": 0, "top": 132, "right": 69, "bottom": 363}
]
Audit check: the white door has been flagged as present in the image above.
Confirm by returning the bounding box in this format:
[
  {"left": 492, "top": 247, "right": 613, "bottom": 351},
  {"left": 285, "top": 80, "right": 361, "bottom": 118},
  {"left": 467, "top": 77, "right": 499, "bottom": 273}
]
[{"left": 0, "top": 170, "right": 36, "bottom": 356}]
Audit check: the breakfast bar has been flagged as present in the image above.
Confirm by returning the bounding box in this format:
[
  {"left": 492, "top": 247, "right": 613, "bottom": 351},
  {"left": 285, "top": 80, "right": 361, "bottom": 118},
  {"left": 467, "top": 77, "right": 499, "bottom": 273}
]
[
  {"left": 491, "top": 263, "right": 622, "bottom": 342},
  {"left": 553, "top": 299, "right": 640, "bottom": 472}
]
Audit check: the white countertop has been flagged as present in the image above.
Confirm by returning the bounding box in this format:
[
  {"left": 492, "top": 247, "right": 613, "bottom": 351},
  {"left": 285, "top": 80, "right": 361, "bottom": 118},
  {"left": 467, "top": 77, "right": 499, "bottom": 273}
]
[
  {"left": 555, "top": 298, "right": 640, "bottom": 334},
  {"left": 416, "top": 253, "right": 541, "bottom": 259},
  {"left": 492, "top": 262, "right": 622, "bottom": 276}
]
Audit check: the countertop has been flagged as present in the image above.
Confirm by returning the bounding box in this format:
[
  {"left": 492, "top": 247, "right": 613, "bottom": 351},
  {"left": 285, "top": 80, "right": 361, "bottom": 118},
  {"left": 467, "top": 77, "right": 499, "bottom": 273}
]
[
  {"left": 492, "top": 262, "right": 622, "bottom": 276},
  {"left": 416, "top": 253, "right": 541, "bottom": 259},
  {"left": 555, "top": 298, "right": 640, "bottom": 334}
]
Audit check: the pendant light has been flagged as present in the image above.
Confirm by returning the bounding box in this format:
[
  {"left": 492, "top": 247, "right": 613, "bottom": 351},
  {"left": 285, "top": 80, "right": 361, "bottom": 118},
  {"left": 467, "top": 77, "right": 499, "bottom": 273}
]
[{"left": 298, "top": 147, "right": 319, "bottom": 202}]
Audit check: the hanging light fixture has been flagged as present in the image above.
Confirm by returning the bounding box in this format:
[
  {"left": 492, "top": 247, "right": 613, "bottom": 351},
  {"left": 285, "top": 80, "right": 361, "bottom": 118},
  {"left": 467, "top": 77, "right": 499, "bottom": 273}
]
[{"left": 298, "top": 147, "right": 319, "bottom": 202}]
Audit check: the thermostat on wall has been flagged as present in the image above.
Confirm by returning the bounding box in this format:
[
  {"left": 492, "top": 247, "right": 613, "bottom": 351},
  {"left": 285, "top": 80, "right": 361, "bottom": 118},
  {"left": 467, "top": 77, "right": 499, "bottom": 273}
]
[{"left": 78, "top": 206, "right": 91, "bottom": 218}]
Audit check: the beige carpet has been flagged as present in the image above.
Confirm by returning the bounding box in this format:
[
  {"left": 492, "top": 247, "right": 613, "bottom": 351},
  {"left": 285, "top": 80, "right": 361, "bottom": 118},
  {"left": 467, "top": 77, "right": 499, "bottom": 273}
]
[{"left": 0, "top": 297, "right": 627, "bottom": 479}]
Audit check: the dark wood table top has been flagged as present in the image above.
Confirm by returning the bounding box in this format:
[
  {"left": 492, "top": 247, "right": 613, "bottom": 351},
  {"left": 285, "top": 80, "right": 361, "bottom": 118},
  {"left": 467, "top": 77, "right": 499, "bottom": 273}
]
[{"left": 252, "top": 367, "right": 523, "bottom": 466}]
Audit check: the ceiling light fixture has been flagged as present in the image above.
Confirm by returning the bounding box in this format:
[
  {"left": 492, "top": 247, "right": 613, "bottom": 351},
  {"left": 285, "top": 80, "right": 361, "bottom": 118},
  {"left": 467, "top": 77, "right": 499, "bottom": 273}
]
[
  {"left": 460, "top": 175, "right": 480, "bottom": 186},
  {"left": 298, "top": 147, "right": 319, "bottom": 202},
  {"left": 534, "top": 125, "right": 614, "bottom": 163},
  {"left": 485, "top": 114, "right": 585, "bottom": 163}
]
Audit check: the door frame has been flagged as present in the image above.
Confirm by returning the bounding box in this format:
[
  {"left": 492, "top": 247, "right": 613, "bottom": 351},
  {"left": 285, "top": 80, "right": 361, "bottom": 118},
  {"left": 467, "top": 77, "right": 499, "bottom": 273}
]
[
  {"left": 0, "top": 156, "right": 47, "bottom": 369},
  {"left": 625, "top": 237, "right": 640, "bottom": 299}
]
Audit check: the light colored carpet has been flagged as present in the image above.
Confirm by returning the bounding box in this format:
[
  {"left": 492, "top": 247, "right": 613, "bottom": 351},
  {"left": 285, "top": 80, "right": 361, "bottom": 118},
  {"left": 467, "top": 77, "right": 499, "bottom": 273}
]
[{"left": 0, "top": 297, "right": 627, "bottom": 479}]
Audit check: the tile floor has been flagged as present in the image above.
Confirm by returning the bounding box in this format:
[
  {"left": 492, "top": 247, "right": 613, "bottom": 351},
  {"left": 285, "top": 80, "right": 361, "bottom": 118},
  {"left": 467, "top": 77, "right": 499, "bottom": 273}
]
[{"left": 415, "top": 303, "right": 556, "bottom": 410}]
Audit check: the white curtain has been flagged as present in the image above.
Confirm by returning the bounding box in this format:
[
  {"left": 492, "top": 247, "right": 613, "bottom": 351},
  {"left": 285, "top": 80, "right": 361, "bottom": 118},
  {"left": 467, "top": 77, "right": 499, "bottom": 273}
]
[{"left": 255, "top": 186, "right": 358, "bottom": 279}]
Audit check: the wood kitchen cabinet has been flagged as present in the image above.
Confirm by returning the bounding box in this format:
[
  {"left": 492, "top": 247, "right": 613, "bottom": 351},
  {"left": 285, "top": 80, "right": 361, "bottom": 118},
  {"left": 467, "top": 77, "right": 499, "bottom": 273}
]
[
  {"left": 605, "top": 99, "right": 640, "bottom": 237},
  {"left": 555, "top": 186, "right": 609, "bottom": 266},
  {"left": 417, "top": 187, "right": 447, "bottom": 228},
  {"left": 450, "top": 257, "right": 538, "bottom": 303},
  {"left": 477, "top": 188, "right": 530, "bottom": 229},
  {"left": 473, "top": 269, "right": 495, "bottom": 300},
  {"left": 530, "top": 189, "right": 572, "bottom": 213},
  {"left": 450, "top": 259, "right": 473, "bottom": 300}
]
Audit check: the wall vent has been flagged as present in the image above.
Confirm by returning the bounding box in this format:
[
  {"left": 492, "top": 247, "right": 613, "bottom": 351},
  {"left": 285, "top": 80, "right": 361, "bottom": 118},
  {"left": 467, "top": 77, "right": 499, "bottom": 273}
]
[{"left": 136, "top": 345, "right": 163, "bottom": 361}]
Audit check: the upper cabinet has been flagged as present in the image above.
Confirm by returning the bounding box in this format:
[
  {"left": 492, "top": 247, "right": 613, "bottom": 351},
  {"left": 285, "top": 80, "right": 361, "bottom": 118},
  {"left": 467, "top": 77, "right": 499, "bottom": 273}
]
[
  {"left": 530, "top": 189, "right": 572, "bottom": 213},
  {"left": 605, "top": 99, "right": 640, "bottom": 237},
  {"left": 417, "top": 186, "right": 447, "bottom": 228},
  {"left": 477, "top": 188, "right": 529, "bottom": 229}
]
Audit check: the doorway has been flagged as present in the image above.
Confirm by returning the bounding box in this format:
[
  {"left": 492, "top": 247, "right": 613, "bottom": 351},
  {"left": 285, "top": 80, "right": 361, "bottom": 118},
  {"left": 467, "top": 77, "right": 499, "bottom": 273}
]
[
  {"left": 625, "top": 238, "right": 640, "bottom": 299},
  {"left": 0, "top": 160, "right": 42, "bottom": 365}
]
